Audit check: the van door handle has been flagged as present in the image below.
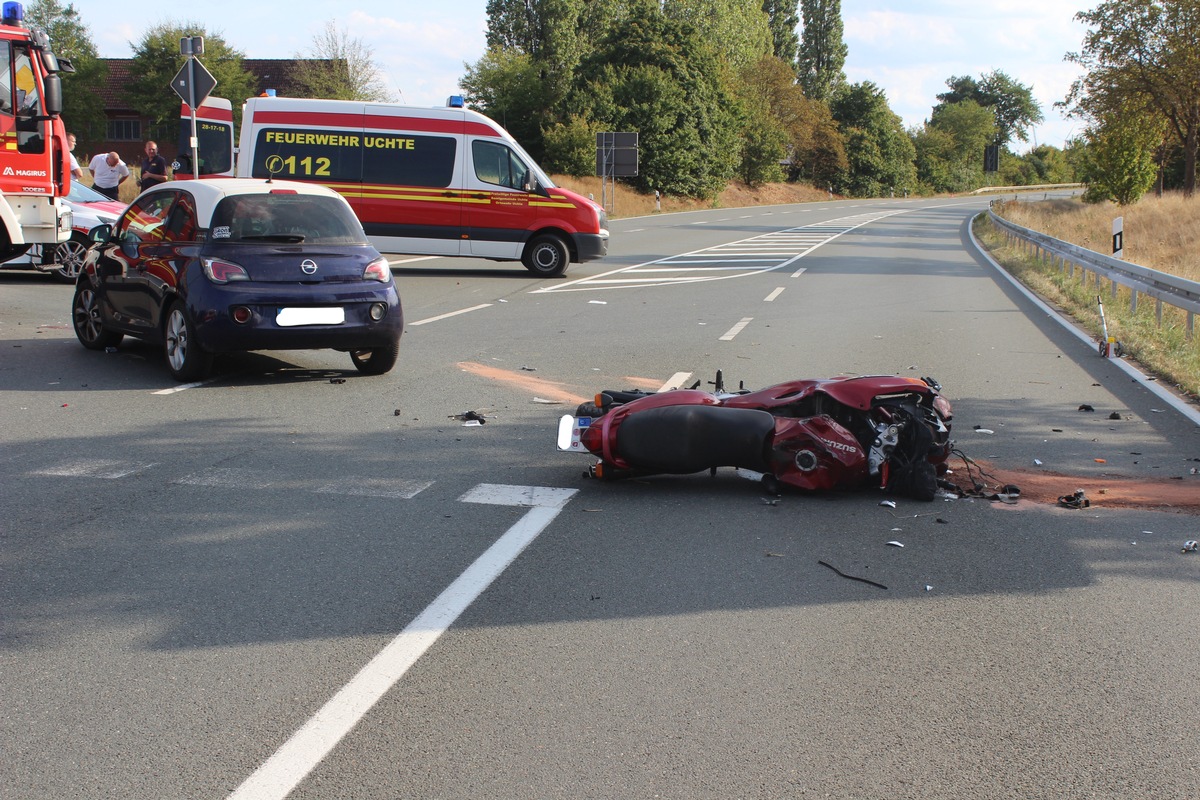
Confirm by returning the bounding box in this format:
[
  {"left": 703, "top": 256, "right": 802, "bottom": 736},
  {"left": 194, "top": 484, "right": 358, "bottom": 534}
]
[
  {"left": 443, "top": 191, "right": 455, "bottom": 197},
  {"left": 472, "top": 193, "right": 488, "bottom": 200}
]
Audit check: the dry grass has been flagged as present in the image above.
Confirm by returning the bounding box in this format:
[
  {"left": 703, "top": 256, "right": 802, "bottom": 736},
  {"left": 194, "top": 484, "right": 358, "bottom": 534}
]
[
  {"left": 978, "top": 196, "right": 1200, "bottom": 401},
  {"left": 551, "top": 176, "right": 831, "bottom": 218},
  {"left": 991, "top": 193, "right": 1200, "bottom": 282}
]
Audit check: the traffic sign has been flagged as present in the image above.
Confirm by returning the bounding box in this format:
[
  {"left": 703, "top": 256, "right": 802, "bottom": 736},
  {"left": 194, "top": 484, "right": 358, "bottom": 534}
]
[{"left": 171, "top": 57, "right": 217, "bottom": 108}]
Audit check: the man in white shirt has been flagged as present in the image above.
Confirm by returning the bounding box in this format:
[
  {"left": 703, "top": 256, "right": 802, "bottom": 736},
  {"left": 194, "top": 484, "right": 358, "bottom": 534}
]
[
  {"left": 67, "top": 133, "right": 83, "bottom": 179},
  {"left": 88, "top": 151, "right": 130, "bottom": 200}
]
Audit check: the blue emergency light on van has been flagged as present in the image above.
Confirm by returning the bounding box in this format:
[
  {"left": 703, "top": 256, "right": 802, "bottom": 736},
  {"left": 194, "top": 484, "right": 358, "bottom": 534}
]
[
  {"left": 446, "top": 95, "right": 464, "bottom": 108},
  {"left": 3, "top": 2, "right": 24, "bottom": 24}
]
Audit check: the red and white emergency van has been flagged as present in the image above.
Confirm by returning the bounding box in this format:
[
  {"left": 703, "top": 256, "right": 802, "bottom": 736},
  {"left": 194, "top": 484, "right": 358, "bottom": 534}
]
[{"left": 188, "top": 95, "right": 608, "bottom": 276}]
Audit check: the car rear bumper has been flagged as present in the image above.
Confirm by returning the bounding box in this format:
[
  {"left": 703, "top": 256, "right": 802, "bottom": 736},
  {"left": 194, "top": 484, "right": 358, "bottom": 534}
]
[{"left": 189, "top": 284, "right": 404, "bottom": 353}]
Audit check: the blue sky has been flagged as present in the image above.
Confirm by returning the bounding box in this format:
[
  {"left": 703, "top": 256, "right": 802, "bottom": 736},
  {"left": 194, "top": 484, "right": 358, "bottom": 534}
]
[{"left": 82, "top": 0, "right": 1091, "bottom": 150}]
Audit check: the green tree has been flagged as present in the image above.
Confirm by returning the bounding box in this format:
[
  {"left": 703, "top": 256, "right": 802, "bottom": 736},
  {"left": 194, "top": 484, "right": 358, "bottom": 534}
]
[
  {"left": 541, "top": 114, "right": 600, "bottom": 177},
  {"left": 737, "top": 55, "right": 845, "bottom": 186},
  {"left": 484, "top": 0, "right": 587, "bottom": 113},
  {"left": 935, "top": 70, "right": 1043, "bottom": 147},
  {"left": 570, "top": 3, "right": 740, "bottom": 198},
  {"left": 830, "top": 81, "right": 916, "bottom": 196},
  {"left": 460, "top": 46, "right": 548, "bottom": 160},
  {"left": 1079, "top": 104, "right": 1165, "bottom": 205},
  {"left": 126, "top": 23, "right": 256, "bottom": 131},
  {"left": 914, "top": 99, "right": 996, "bottom": 191},
  {"left": 663, "top": 0, "right": 773, "bottom": 71},
  {"left": 797, "top": 0, "right": 846, "bottom": 101},
  {"left": 292, "top": 21, "right": 393, "bottom": 101},
  {"left": 1064, "top": 0, "right": 1200, "bottom": 196},
  {"left": 761, "top": 0, "right": 800, "bottom": 66},
  {"left": 25, "top": 0, "right": 106, "bottom": 147}
]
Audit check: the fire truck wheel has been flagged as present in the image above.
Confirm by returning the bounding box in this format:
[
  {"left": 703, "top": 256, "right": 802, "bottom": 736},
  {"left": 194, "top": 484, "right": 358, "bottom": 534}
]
[{"left": 522, "top": 234, "right": 568, "bottom": 277}]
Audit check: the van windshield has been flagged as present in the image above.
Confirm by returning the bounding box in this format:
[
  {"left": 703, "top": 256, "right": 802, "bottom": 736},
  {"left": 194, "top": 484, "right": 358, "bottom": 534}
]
[{"left": 209, "top": 194, "right": 369, "bottom": 245}]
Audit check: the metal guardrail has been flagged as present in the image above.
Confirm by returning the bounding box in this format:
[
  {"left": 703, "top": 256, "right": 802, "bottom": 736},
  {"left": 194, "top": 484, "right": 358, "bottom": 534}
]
[
  {"left": 971, "top": 182, "right": 1083, "bottom": 195},
  {"left": 986, "top": 206, "right": 1199, "bottom": 338}
]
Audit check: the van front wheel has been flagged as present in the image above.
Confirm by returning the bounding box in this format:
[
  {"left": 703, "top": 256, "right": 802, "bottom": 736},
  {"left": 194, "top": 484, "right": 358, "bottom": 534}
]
[{"left": 522, "top": 234, "right": 568, "bottom": 277}]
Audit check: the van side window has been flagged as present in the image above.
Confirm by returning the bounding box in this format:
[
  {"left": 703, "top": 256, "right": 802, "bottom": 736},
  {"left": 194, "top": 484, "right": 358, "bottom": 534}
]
[
  {"left": 472, "top": 140, "right": 529, "bottom": 191},
  {"left": 250, "top": 128, "right": 457, "bottom": 189}
]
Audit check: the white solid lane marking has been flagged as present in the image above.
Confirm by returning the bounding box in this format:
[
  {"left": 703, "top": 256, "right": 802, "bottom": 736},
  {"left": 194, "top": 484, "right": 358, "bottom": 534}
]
[
  {"left": 227, "top": 484, "right": 577, "bottom": 800},
  {"left": 719, "top": 318, "right": 754, "bottom": 341},
  {"left": 764, "top": 287, "right": 785, "bottom": 302},
  {"left": 659, "top": 372, "right": 693, "bottom": 391},
  {"left": 790, "top": 267, "right": 807, "bottom": 278},
  {"left": 409, "top": 304, "right": 493, "bottom": 326}
]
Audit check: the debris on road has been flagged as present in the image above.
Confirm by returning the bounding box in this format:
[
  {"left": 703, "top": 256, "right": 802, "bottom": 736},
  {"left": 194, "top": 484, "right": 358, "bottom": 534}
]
[
  {"left": 450, "top": 410, "right": 487, "bottom": 424},
  {"left": 886, "top": 540, "right": 904, "bottom": 548},
  {"left": 1183, "top": 540, "right": 1198, "bottom": 554},
  {"left": 817, "top": 560, "right": 888, "bottom": 590},
  {"left": 1058, "top": 488, "right": 1090, "bottom": 509}
]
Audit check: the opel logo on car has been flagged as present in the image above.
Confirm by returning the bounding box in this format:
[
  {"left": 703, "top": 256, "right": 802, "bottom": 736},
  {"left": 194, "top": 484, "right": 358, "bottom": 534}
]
[{"left": 300, "top": 259, "right": 318, "bottom": 275}]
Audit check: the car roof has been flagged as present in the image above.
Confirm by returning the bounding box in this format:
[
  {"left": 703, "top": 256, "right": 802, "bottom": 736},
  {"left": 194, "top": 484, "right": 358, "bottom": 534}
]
[{"left": 138, "top": 178, "right": 348, "bottom": 225}]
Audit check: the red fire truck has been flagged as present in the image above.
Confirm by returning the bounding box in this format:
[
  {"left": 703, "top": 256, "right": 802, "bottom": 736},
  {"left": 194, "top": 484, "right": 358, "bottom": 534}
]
[{"left": 0, "top": 1, "right": 72, "bottom": 263}]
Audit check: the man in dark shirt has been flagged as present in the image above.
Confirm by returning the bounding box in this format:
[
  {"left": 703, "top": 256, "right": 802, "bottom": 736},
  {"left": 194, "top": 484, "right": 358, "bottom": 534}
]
[{"left": 139, "top": 141, "right": 169, "bottom": 191}]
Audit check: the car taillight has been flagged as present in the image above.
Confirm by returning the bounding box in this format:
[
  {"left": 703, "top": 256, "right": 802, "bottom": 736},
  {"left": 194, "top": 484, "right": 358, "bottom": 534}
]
[
  {"left": 363, "top": 257, "right": 390, "bottom": 282},
  {"left": 203, "top": 258, "right": 249, "bottom": 283}
]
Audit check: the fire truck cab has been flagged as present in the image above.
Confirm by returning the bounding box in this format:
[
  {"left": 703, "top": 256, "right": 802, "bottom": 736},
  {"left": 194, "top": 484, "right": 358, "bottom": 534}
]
[{"left": 0, "top": 0, "right": 72, "bottom": 262}]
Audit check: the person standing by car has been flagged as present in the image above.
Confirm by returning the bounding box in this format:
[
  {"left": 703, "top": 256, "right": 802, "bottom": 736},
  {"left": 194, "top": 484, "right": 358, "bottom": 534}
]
[
  {"left": 66, "top": 132, "right": 83, "bottom": 179},
  {"left": 139, "top": 141, "right": 169, "bottom": 191},
  {"left": 88, "top": 151, "right": 130, "bottom": 200}
]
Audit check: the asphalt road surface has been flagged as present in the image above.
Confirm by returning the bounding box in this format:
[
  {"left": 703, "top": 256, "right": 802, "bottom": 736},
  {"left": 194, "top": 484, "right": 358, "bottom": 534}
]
[{"left": 3, "top": 195, "right": 1199, "bottom": 799}]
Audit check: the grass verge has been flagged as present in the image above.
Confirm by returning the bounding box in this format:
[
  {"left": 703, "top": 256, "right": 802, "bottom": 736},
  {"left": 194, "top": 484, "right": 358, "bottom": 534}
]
[{"left": 973, "top": 212, "right": 1200, "bottom": 402}]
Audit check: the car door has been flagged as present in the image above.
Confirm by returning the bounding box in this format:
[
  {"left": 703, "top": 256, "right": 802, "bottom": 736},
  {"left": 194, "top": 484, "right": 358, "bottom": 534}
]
[
  {"left": 96, "top": 191, "right": 182, "bottom": 335},
  {"left": 462, "top": 138, "right": 534, "bottom": 259}
]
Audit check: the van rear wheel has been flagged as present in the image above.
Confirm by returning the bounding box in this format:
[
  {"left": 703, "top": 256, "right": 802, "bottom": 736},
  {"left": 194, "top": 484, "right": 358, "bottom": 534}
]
[{"left": 522, "top": 234, "right": 568, "bottom": 277}]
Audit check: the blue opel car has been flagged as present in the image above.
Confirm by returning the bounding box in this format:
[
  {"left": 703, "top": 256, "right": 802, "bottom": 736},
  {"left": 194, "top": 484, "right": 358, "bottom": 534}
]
[{"left": 71, "top": 179, "right": 403, "bottom": 381}]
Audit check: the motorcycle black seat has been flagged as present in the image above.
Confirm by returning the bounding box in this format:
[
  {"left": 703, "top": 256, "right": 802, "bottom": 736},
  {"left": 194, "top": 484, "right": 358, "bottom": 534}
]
[{"left": 616, "top": 404, "right": 774, "bottom": 474}]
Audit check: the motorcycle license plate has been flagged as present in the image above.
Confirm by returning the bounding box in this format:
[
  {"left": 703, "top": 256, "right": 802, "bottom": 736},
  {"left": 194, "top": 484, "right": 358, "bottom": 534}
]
[{"left": 556, "top": 414, "right": 592, "bottom": 452}]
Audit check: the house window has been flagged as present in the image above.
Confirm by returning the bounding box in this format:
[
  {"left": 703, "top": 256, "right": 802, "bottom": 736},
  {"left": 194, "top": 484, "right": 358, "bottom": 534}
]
[{"left": 107, "top": 119, "right": 141, "bottom": 141}]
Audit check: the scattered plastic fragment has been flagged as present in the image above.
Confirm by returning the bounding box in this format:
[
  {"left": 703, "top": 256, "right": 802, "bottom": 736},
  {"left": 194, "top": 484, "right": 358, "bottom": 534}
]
[
  {"left": 762, "top": 497, "right": 780, "bottom": 506},
  {"left": 886, "top": 540, "right": 904, "bottom": 548},
  {"left": 1058, "top": 489, "right": 1090, "bottom": 509},
  {"left": 1034, "top": 459, "right": 1043, "bottom": 466},
  {"left": 588, "top": 300, "right": 607, "bottom": 305},
  {"left": 450, "top": 410, "right": 487, "bottom": 423},
  {"left": 879, "top": 500, "right": 897, "bottom": 508},
  {"left": 393, "top": 409, "right": 402, "bottom": 416},
  {"left": 1078, "top": 404, "right": 1094, "bottom": 412},
  {"left": 329, "top": 378, "right": 346, "bottom": 384},
  {"left": 1094, "top": 458, "right": 1106, "bottom": 463},
  {"left": 520, "top": 365, "right": 537, "bottom": 371},
  {"left": 1182, "top": 540, "right": 1198, "bottom": 553},
  {"left": 462, "top": 419, "right": 483, "bottom": 427},
  {"left": 925, "top": 585, "right": 933, "bottom": 592},
  {"left": 974, "top": 428, "right": 995, "bottom": 435},
  {"left": 531, "top": 397, "right": 563, "bottom": 404},
  {"left": 1108, "top": 412, "right": 1122, "bottom": 420}
]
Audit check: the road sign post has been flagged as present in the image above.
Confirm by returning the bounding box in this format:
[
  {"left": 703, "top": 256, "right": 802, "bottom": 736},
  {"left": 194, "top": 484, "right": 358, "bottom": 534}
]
[{"left": 172, "top": 37, "right": 217, "bottom": 181}]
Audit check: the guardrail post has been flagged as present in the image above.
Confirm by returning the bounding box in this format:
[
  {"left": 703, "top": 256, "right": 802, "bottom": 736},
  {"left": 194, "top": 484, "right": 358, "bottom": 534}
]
[
  {"left": 1188, "top": 311, "right": 1194, "bottom": 340},
  {"left": 1131, "top": 289, "right": 1138, "bottom": 314}
]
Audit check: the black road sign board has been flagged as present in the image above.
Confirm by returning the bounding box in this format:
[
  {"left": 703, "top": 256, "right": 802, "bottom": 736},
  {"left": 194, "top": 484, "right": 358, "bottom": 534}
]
[
  {"left": 171, "top": 57, "right": 217, "bottom": 109},
  {"left": 596, "top": 131, "right": 638, "bottom": 177}
]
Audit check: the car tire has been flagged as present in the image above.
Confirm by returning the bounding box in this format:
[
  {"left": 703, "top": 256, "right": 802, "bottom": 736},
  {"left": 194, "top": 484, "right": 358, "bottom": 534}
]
[
  {"left": 164, "top": 299, "right": 212, "bottom": 381},
  {"left": 522, "top": 234, "right": 568, "bottom": 277},
  {"left": 47, "top": 233, "right": 90, "bottom": 283},
  {"left": 72, "top": 282, "right": 122, "bottom": 350},
  {"left": 350, "top": 341, "right": 399, "bottom": 375}
]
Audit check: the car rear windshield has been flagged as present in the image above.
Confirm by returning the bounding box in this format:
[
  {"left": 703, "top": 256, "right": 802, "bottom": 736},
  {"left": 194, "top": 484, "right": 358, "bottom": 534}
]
[{"left": 209, "top": 193, "right": 368, "bottom": 245}]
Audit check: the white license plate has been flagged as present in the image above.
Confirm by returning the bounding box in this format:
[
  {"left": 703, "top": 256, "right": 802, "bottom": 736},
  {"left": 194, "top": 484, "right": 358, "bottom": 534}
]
[
  {"left": 276, "top": 307, "right": 345, "bottom": 327},
  {"left": 556, "top": 414, "right": 592, "bottom": 452}
]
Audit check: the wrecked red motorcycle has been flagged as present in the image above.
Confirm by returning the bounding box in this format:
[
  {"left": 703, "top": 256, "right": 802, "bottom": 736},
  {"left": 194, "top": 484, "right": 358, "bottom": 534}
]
[{"left": 557, "top": 372, "right": 954, "bottom": 500}]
